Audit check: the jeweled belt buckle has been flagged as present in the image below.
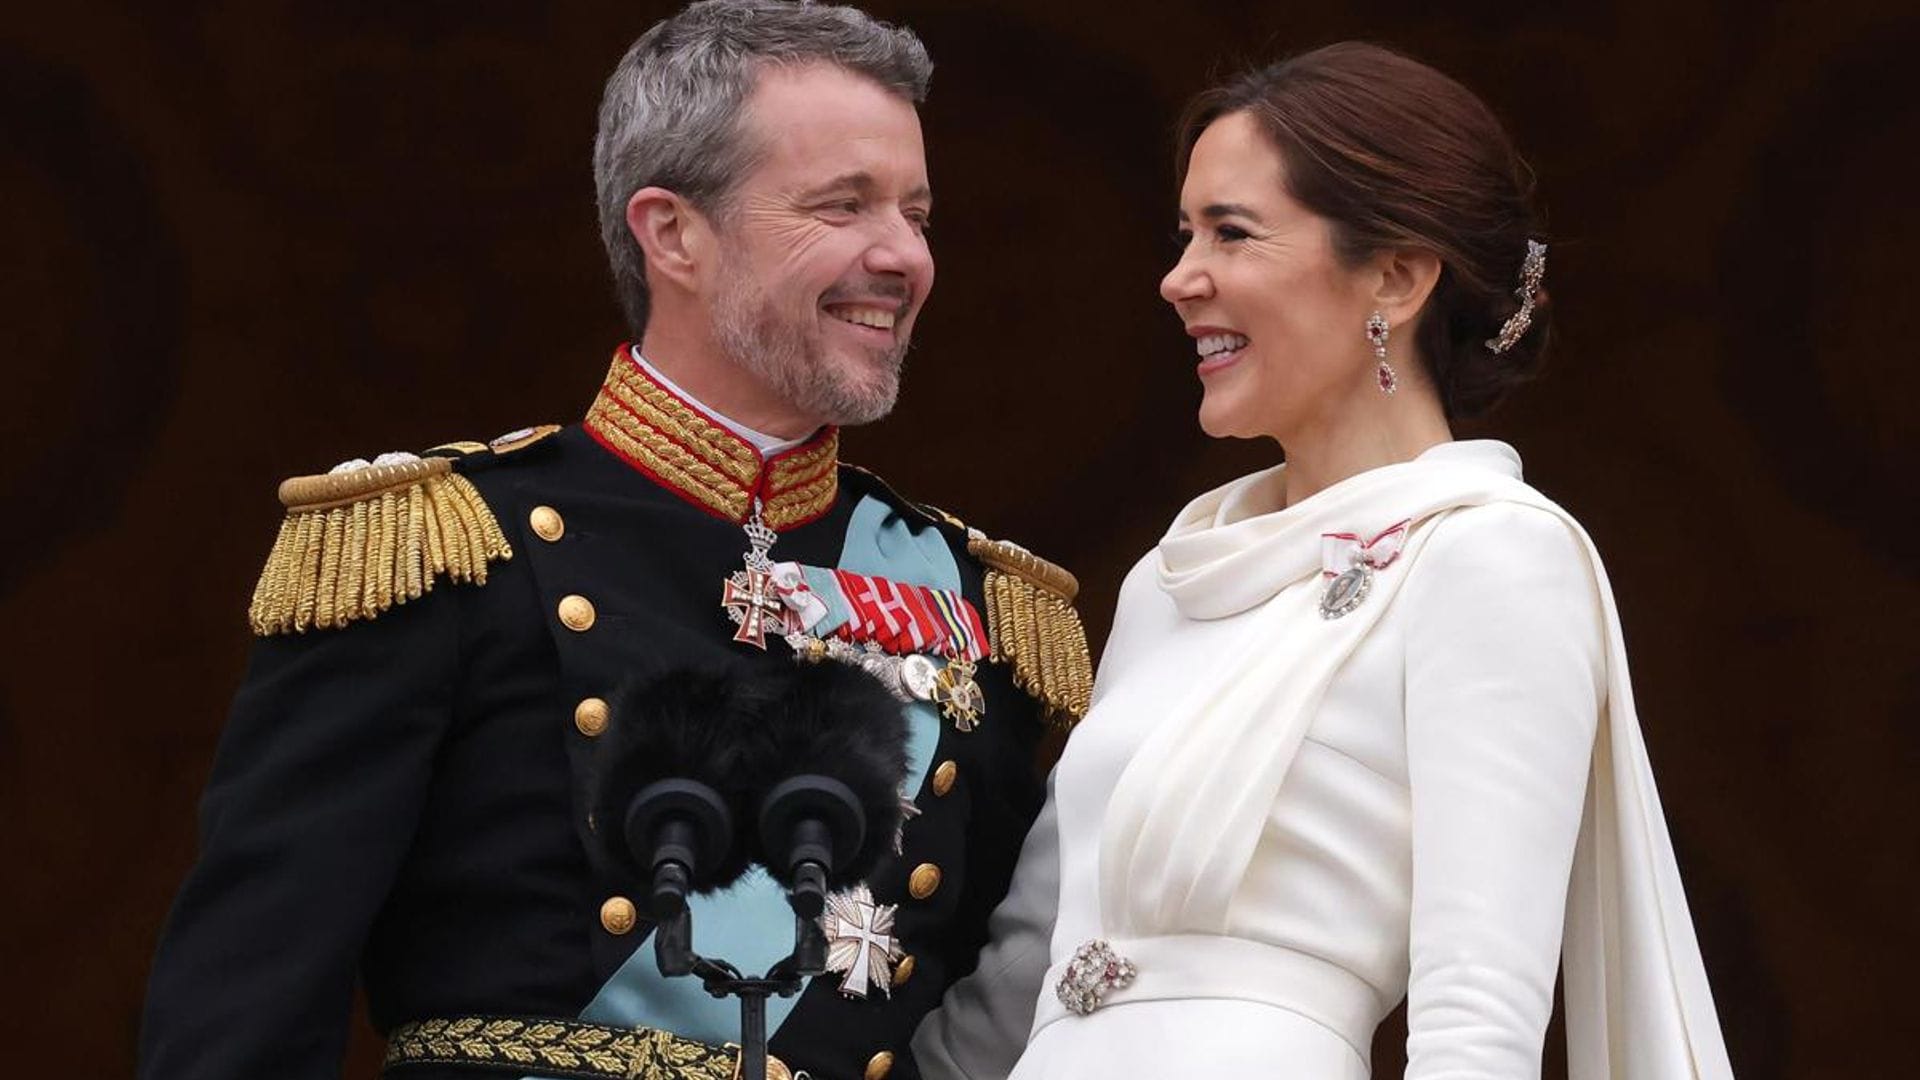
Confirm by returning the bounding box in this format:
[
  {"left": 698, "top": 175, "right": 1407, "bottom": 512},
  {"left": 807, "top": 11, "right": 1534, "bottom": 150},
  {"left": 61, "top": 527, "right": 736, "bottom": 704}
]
[{"left": 1055, "top": 939, "right": 1137, "bottom": 1015}]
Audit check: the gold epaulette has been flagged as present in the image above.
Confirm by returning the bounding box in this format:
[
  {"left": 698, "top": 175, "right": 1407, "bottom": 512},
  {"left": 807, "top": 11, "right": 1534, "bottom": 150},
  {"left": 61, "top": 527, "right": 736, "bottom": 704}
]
[
  {"left": 247, "top": 455, "right": 512, "bottom": 636},
  {"left": 967, "top": 533, "right": 1094, "bottom": 727}
]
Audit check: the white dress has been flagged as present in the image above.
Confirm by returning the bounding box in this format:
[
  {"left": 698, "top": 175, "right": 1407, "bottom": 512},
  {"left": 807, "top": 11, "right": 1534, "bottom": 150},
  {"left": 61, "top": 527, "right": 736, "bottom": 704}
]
[{"left": 913, "top": 441, "right": 1732, "bottom": 1080}]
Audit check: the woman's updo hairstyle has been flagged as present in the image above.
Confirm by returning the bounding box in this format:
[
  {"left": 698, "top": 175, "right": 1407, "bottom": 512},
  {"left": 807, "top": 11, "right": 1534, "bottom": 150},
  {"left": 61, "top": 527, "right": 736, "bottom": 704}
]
[{"left": 1177, "top": 42, "right": 1550, "bottom": 421}]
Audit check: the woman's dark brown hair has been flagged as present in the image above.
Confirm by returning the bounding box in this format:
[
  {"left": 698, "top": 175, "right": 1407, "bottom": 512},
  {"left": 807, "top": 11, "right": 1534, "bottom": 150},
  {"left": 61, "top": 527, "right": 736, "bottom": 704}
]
[{"left": 1177, "top": 42, "right": 1549, "bottom": 421}]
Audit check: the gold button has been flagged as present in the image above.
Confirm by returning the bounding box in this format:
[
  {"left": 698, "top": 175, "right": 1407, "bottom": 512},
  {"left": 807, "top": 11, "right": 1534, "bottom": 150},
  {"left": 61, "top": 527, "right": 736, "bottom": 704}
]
[
  {"left": 558, "top": 594, "right": 596, "bottom": 631},
  {"left": 931, "top": 760, "right": 957, "bottom": 797},
  {"left": 575, "top": 697, "right": 610, "bottom": 737},
  {"left": 909, "top": 863, "right": 942, "bottom": 900},
  {"left": 529, "top": 505, "right": 565, "bottom": 542},
  {"left": 892, "top": 954, "right": 916, "bottom": 987},
  {"left": 764, "top": 1059, "right": 793, "bottom": 1080},
  {"left": 599, "top": 896, "right": 637, "bottom": 935},
  {"left": 864, "top": 1050, "right": 895, "bottom": 1080}
]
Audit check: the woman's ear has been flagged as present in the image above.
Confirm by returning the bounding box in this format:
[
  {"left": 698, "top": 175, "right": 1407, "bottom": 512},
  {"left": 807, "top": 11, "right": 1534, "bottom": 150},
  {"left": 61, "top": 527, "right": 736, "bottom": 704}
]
[
  {"left": 1371, "top": 247, "right": 1442, "bottom": 329},
  {"left": 625, "top": 186, "right": 713, "bottom": 293}
]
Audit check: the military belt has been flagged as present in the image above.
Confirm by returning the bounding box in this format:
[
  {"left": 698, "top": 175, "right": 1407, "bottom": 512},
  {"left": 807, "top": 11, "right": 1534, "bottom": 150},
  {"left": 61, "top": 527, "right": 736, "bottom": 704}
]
[{"left": 383, "top": 1016, "right": 793, "bottom": 1080}]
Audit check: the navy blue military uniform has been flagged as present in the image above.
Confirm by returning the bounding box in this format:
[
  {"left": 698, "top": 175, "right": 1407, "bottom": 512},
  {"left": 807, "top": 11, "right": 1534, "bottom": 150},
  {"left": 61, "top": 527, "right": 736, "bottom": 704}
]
[{"left": 139, "top": 351, "right": 1091, "bottom": 1080}]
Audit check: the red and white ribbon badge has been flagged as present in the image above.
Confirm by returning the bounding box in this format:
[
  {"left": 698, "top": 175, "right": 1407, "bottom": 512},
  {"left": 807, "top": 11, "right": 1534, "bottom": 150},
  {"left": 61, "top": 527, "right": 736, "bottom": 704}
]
[
  {"left": 768, "top": 562, "right": 831, "bottom": 631},
  {"left": 1321, "top": 519, "right": 1411, "bottom": 579}
]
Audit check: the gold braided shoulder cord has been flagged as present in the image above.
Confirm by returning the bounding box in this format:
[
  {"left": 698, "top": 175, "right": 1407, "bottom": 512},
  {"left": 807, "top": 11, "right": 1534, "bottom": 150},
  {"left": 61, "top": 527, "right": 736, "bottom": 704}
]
[
  {"left": 247, "top": 457, "right": 512, "bottom": 636},
  {"left": 968, "top": 535, "right": 1095, "bottom": 726}
]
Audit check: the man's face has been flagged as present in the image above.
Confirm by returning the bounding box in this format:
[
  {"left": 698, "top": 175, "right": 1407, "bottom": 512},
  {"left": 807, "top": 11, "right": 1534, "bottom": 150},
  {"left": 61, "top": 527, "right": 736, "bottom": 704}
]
[{"left": 707, "top": 62, "right": 935, "bottom": 428}]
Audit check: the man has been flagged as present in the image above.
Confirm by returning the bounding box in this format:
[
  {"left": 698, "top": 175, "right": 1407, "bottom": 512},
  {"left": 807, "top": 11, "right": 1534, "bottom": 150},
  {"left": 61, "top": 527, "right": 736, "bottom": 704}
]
[{"left": 138, "top": 4, "right": 1091, "bottom": 1079}]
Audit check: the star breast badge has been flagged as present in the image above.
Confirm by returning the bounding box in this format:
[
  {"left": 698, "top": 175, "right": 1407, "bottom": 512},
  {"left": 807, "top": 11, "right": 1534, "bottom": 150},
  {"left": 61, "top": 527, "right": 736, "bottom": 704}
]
[{"left": 819, "top": 883, "right": 904, "bottom": 999}]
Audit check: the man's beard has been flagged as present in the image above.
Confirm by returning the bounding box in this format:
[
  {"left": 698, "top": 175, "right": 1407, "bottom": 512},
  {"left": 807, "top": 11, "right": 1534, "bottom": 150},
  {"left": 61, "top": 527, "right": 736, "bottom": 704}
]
[{"left": 711, "top": 266, "right": 909, "bottom": 429}]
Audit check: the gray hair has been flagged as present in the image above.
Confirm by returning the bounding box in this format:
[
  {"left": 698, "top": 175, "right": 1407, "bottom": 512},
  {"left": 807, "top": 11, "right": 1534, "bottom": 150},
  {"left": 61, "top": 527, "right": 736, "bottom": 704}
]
[{"left": 593, "top": 0, "right": 933, "bottom": 337}]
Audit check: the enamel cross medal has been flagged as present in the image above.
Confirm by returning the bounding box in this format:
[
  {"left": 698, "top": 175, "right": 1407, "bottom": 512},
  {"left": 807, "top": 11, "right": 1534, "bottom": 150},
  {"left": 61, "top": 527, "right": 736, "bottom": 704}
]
[{"left": 721, "top": 497, "right": 792, "bottom": 649}]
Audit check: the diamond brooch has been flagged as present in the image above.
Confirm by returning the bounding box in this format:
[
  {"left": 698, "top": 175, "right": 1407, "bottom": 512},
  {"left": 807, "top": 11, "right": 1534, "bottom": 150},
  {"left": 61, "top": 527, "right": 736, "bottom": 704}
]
[{"left": 1054, "top": 939, "right": 1137, "bottom": 1016}]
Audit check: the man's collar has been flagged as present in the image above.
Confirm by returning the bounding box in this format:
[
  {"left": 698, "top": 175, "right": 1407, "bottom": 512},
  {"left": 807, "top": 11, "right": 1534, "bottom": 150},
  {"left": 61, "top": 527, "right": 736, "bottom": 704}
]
[
  {"left": 583, "top": 346, "right": 840, "bottom": 530},
  {"left": 628, "top": 346, "right": 809, "bottom": 457}
]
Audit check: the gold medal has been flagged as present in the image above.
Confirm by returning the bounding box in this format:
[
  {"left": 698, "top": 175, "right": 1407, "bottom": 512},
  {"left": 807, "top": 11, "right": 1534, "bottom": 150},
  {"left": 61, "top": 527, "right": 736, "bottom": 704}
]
[{"left": 932, "top": 655, "right": 986, "bottom": 731}]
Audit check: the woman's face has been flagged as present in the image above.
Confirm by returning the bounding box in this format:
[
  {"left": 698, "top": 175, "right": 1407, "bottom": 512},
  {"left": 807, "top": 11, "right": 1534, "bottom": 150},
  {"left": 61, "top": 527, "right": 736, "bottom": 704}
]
[{"left": 1160, "top": 111, "right": 1381, "bottom": 442}]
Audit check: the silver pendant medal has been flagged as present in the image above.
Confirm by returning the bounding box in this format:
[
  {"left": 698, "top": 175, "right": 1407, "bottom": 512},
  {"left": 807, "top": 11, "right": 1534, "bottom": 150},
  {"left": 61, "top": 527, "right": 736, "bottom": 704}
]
[
  {"left": 1317, "top": 519, "right": 1409, "bottom": 620},
  {"left": 1318, "top": 564, "right": 1373, "bottom": 619}
]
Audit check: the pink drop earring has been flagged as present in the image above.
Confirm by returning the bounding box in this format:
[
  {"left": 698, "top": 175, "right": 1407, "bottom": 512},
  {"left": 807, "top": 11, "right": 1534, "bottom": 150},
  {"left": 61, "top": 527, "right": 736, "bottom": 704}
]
[{"left": 1367, "top": 312, "right": 1396, "bottom": 395}]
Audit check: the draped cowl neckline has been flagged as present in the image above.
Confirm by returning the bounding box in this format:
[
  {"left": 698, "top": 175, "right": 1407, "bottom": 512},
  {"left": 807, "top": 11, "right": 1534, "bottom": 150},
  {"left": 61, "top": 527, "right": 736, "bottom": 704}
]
[{"left": 1156, "top": 440, "right": 1525, "bottom": 621}]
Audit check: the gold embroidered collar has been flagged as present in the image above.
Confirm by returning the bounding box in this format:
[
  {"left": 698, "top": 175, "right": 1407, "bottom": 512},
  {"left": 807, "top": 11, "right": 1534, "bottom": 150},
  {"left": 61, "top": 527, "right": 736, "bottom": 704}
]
[{"left": 584, "top": 349, "right": 840, "bottom": 530}]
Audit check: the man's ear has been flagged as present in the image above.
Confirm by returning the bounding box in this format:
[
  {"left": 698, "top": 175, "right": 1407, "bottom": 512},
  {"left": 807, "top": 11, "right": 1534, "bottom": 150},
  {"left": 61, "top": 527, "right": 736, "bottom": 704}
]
[
  {"left": 626, "top": 186, "right": 713, "bottom": 292},
  {"left": 1370, "top": 247, "right": 1442, "bottom": 330}
]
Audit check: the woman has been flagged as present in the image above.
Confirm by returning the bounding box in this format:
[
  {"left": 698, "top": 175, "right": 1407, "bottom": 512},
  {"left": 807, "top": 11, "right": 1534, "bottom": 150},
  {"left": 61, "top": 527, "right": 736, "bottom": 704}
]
[{"left": 913, "top": 43, "right": 1733, "bottom": 1079}]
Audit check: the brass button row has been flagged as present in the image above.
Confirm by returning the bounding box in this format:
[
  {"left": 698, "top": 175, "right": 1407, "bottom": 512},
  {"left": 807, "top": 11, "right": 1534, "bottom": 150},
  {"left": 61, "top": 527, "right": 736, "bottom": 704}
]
[
  {"left": 537, "top": 507, "right": 595, "bottom": 634},
  {"left": 908, "top": 762, "right": 954, "bottom": 903},
  {"left": 530, "top": 503, "right": 595, "bottom": 637},
  {"left": 865, "top": 1050, "right": 894, "bottom": 1080},
  {"left": 553, "top": 503, "right": 628, "bottom": 946},
  {"left": 557, "top": 493, "right": 611, "bottom": 937}
]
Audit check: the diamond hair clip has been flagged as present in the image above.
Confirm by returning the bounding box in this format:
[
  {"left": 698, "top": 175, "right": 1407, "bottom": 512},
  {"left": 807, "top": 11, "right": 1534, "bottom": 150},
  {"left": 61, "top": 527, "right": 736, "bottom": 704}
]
[{"left": 1486, "top": 239, "right": 1549, "bottom": 355}]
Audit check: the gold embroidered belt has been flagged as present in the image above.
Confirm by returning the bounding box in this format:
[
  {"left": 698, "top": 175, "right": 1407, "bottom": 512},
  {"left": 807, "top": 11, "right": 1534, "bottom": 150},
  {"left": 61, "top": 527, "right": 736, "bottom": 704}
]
[{"left": 383, "top": 1016, "right": 793, "bottom": 1080}]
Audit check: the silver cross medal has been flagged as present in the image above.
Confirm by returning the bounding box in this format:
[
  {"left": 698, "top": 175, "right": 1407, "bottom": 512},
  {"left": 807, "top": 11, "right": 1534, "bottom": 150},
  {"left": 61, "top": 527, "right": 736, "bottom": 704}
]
[{"left": 819, "top": 883, "right": 904, "bottom": 999}]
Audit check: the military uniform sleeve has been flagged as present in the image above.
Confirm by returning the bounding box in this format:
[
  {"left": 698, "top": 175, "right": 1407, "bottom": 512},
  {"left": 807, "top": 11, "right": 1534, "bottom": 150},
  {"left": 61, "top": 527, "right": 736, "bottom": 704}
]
[{"left": 138, "top": 587, "right": 461, "bottom": 1080}]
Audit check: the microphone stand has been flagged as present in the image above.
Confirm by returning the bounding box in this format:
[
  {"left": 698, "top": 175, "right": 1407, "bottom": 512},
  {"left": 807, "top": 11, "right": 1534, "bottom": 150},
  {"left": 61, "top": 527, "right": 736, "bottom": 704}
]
[
  {"left": 654, "top": 908, "right": 828, "bottom": 1080},
  {"left": 633, "top": 773, "right": 862, "bottom": 1080}
]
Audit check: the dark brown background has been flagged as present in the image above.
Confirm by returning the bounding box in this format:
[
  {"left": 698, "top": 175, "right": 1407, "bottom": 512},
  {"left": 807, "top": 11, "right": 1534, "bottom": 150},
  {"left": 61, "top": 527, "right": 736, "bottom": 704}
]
[{"left": 3, "top": 1, "right": 1915, "bottom": 1077}]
